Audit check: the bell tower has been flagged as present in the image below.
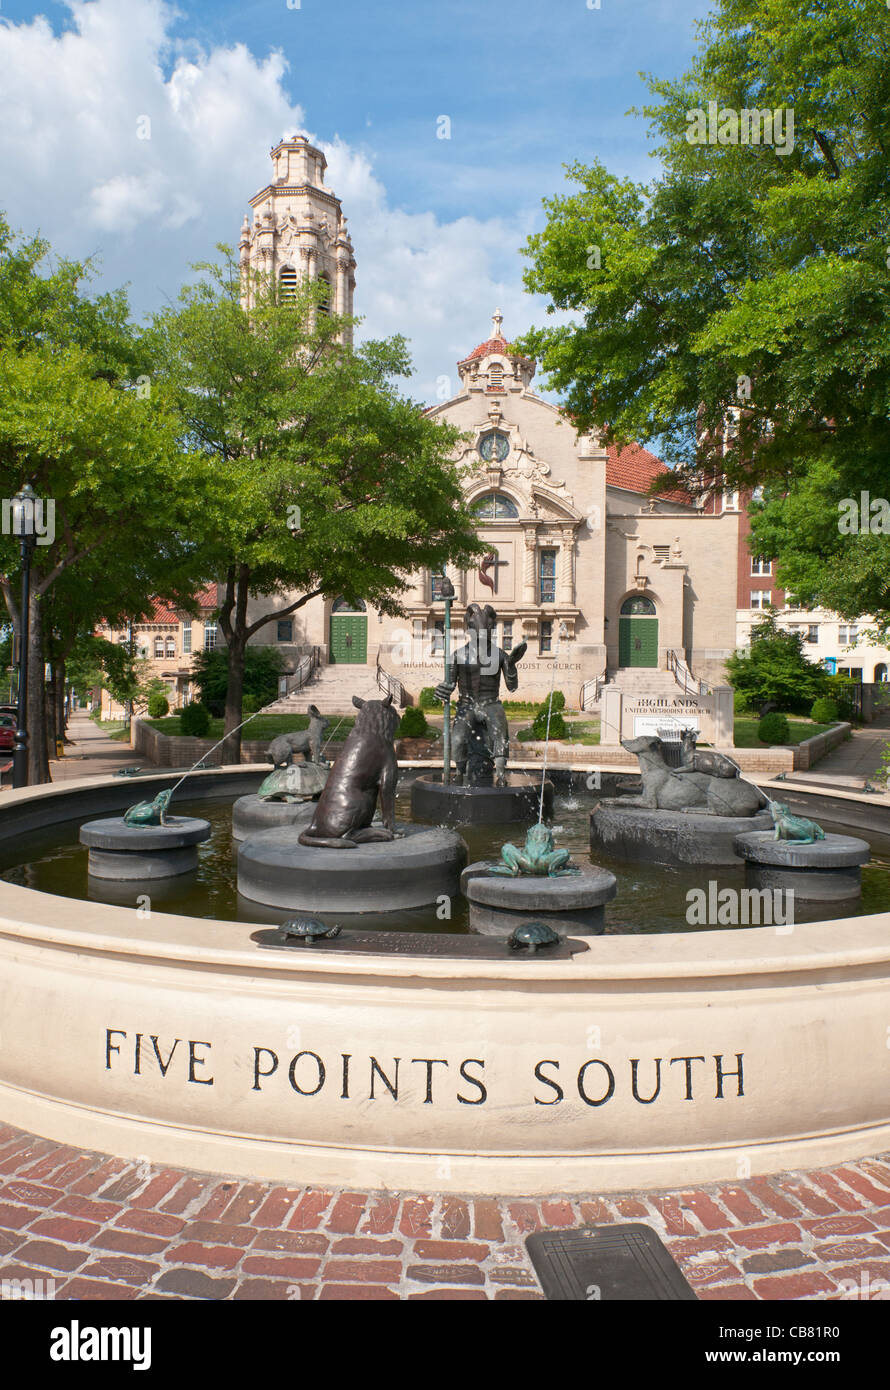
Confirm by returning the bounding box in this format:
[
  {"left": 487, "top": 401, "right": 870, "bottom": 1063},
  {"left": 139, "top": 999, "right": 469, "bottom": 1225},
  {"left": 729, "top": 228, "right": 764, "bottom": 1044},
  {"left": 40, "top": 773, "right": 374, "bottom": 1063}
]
[{"left": 240, "top": 134, "right": 356, "bottom": 343}]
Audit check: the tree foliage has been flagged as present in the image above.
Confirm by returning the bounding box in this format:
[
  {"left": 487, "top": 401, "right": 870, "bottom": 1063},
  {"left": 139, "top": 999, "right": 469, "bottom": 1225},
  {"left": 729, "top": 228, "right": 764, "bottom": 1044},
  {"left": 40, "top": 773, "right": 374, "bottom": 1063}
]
[
  {"left": 516, "top": 0, "right": 890, "bottom": 622},
  {"left": 725, "top": 613, "right": 829, "bottom": 712}
]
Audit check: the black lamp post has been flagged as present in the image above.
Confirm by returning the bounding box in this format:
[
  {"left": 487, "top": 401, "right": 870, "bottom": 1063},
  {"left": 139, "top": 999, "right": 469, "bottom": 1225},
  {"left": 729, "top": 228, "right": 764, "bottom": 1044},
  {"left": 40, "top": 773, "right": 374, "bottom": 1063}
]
[{"left": 11, "top": 483, "right": 38, "bottom": 789}]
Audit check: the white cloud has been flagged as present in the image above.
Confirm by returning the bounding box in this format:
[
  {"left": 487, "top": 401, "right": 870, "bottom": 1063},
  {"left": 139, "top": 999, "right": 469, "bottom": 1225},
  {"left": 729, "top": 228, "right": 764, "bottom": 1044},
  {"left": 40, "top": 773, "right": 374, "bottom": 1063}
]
[{"left": 0, "top": 0, "right": 555, "bottom": 401}]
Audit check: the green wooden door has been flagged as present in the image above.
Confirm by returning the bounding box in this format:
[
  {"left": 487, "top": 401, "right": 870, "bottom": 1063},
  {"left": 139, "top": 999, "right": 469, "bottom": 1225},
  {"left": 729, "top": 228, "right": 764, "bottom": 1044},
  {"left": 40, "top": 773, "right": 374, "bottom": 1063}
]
[
  {"left": 618, "top": 616, "right": 658, "bottom": 667},
  {"left": 330, "top": 614, "right": 367, "bottom": 664}
]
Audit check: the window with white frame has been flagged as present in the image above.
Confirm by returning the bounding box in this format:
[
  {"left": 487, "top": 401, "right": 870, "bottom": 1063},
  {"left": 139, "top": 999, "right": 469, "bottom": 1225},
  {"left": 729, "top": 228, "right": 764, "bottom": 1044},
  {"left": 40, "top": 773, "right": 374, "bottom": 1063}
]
[
  {"left": 751, "top": 557, "right": 772, "bottom": 575},
  {"left": 182, "top": 626, "right": 192, "bottom": 655},
  {"left": 750, "top": 590, "right": 772, "bottom": 609},
  {"left": 154, "top": 636, "right": 164, "bottom": 658},
  {"left": 165, "top": 636, "right": 175, "bottom": 658},
  {"left": 806, "top": 625, "right": 819, "bottom": 643},
  {"left": 204, "top": 622, "right": 217, "bottom": 651},
  {"left": 838, "top": 625, "right": 859, "bottom": 645}
]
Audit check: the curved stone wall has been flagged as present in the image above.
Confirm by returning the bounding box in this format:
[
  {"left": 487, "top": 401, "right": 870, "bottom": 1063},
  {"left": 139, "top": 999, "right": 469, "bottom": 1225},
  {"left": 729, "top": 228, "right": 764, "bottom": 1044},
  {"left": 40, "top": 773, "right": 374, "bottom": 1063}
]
[{"left": 0, "top": 770, "right": 888, "bottom": 1194}]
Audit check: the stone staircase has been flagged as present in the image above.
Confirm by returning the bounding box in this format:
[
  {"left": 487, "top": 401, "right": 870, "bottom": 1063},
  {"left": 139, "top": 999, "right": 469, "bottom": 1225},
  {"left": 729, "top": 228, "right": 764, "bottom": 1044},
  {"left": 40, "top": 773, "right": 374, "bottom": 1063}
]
[
  {"left": 263, "top": 663, "right": 384, "bottom": 715},
  {"left": 601, "top": 668, "right": 685, "bottom": 699}
]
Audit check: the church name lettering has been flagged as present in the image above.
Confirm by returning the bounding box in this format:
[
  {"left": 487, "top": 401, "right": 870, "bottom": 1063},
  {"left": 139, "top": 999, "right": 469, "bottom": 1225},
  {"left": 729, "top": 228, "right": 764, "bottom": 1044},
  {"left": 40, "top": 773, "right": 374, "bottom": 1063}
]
[
  {"left": 630, "top": 698, "right": 704, "bottom": 710},
  {"left": 104, "top": 1030, "right": 743, "bottom": 1107}
]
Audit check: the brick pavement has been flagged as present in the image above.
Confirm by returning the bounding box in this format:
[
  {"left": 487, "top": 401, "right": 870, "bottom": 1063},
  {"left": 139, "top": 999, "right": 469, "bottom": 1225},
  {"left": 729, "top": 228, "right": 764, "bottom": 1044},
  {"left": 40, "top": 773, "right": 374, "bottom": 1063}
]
[{"left": 0, "top": 1125, "right": 889, "bottom": 1301}]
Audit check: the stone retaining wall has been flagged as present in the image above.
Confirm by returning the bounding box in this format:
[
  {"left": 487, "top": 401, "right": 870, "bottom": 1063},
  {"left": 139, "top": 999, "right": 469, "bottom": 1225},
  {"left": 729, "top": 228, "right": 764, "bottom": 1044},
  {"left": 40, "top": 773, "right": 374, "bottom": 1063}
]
[
  {"left": 132, "top": 718, "right": 268, "bottom": 767},
  {"left": 793, "top": 721, "right": 851, "bottom": 771}
]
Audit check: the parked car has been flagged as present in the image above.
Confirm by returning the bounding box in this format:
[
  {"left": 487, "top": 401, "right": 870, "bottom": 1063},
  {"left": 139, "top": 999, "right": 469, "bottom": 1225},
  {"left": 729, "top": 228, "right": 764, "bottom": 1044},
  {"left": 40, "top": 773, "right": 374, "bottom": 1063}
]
[
  {"left": 0, "top": 715, "right": 15, "bottom": 751},
  {"left": 0, "top": 705, "right": 18, "bottom": 717}
]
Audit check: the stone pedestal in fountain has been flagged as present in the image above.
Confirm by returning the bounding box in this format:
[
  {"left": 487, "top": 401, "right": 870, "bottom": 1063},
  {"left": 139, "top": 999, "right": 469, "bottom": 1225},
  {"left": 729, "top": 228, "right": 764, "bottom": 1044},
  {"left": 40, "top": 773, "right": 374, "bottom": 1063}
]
[
  {"left": 237, "top": 821, "right": 468, "bottom": 913},
  {"left": 232, "top": 798, "right": 315, "bottom": 842},
  {"left": 80, "top": 817, "right": 211, "bottom": 880},
  {"left": 590, "top": 803, "right": 773, "bottom": 867},
  {"left": 733, "top": 831, "right": 870, "bottom": 902},
  {"left": 461, "top": 862, "right": 617, "bottom": 936},
  {"left": 412, "top": 774, "right": 554, "bottom": 827}
]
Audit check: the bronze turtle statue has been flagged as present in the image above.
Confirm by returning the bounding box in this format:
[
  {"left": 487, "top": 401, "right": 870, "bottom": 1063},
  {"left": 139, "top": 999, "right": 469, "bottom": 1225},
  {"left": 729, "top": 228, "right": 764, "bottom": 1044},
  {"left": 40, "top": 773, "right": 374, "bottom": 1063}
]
[
  {"left": 281, "top": 917, "right": 341, "bottom": 946},
  {"left": 508, "top": 921, "right": 561, "bottom": 954}
]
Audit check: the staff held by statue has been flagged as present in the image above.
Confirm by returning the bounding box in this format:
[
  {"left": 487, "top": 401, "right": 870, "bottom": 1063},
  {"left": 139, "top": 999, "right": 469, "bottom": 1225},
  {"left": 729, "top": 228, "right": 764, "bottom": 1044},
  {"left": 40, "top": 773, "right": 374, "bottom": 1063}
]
[{"left": 436, "top": 575, "right": 455, "bottom": 785}]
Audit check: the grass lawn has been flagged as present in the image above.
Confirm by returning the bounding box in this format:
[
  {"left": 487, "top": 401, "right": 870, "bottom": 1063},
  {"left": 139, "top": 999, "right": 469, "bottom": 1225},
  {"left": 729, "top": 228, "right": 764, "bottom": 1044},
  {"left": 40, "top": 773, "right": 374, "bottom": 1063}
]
[
  {"left": 732, "top": 716, "right": 837, "bottom": 748},
  {"left": 145, "top": 714, "right": 355, "bottom": 742},
  {"left": 515, "top": 718, "right": 601, "bottom": 746},
  {"left": 90, "top": 718, "right": 130, "bottom": 742}
]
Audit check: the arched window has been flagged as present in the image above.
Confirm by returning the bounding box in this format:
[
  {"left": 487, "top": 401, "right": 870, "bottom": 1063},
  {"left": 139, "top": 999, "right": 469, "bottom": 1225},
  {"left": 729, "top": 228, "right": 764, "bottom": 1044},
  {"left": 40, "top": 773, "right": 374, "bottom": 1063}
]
[
  {"left": 165, "top": 636, "right": 176, "bottom": 658},
  {"left": 279, "top": 265, "right": 298, "bottom": 304},
  {"left": 154, "top": 636, "right": 164, "bottom": 658},
  {"left": 472, "top": 492, "right": 519, "bottom": 520},
  {"left": 875, "top": 663, "right": 888, "bottom": 683},
  {"left": 620, "top": 595, "right": 656, "bottom": 616},
  {"left": 331, "top": 596, "right": 366, "bottom": 613},
  {"left": 317, "top": 273, "right": 331, "bottom": 315}
]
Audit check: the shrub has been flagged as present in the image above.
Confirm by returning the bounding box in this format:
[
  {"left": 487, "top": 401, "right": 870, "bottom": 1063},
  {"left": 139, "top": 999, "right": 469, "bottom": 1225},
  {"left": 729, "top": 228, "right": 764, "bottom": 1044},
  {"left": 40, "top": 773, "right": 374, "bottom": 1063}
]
[
  {"left": 419, "top": 686, "right": 439, "bottom": 709},
  {"left": 725, "top": 613, "right": 829, "bottom": 713},
  {"left": 810, "top": 697, "right": 839, "bottom": 724},
  {"left": 758, "top": 711, "right": 790, "bottom": 745},
  {"left": 147, "top": 690, "right": 169, "bottom": 719},
  {"left": 733, "top": 689, "right": 750, "bottom": 714},
  {"left": 191, "top": 646, "right": 283, "bottom": 718},
  {"left": 530, "top": 696, "right": 568, "bottom": 741},
  {"left": 180, "top": 702, "right": 211, "bottom": 737},
  {"left": 241, "top": 694, "right": 259, "bottom": 715},
  {"left": 549, "top": 690, "right": 566, "bottom": 712},
  {"left": 396, "top": 705, "right": 430, "bottom": 738}
]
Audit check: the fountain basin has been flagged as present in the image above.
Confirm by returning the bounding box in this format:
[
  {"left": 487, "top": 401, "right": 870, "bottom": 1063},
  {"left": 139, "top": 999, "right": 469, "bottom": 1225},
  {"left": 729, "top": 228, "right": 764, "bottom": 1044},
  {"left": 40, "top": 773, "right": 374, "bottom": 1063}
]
[
  {"left": 461, "top": 861, "right": 617, "bottom": 936},
  {"left": 237, "top": 820, "right": 468, "bottom": 913},
  {"left": 412, "top": 773, "right": 554, "bottom": 826},
  {"left": 591, "top": 803, "right": 773, "bottom": 866},
  {"left": 79, "top": 816, "right": 212, "bottom": 880},
  {"left": 734, "top": 831, "right": 871, "bottom": 902}
]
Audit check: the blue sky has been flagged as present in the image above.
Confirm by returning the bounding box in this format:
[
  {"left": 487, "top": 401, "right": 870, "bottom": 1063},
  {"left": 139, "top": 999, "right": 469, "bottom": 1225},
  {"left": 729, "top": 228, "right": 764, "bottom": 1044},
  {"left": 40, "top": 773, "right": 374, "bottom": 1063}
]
[{"left": 0, "top": 0, "right": 713, "bottom": 400}]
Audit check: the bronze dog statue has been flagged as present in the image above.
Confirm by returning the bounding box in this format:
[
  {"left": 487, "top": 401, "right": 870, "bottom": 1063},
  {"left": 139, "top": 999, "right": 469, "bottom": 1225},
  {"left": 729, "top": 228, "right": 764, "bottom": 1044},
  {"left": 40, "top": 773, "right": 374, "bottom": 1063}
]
[{"left": 298, "top": 694, "right": 401, "bottom": 849}]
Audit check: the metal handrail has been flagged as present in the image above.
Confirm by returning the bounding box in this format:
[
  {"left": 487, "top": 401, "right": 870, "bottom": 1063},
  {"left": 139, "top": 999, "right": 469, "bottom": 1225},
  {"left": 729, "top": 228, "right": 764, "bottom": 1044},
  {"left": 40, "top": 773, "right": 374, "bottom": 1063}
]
[
  {"left": 282, "top": 646, "right": 319, "bottom": 698},
  {"left": 376, "top": 654, "right": 407, "bottom": 707},
  {"left": 579, "top": 672, "right": 607, "bottom": 711},
  {"left": 666, "top": 648, "right": 711, "bottom": 698}
]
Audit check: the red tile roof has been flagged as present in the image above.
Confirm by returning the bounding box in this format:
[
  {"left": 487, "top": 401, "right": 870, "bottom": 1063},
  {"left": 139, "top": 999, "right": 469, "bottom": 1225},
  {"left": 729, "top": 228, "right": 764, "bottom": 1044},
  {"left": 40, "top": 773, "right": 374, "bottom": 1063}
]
[
  {"left": 458, "top": 335, "right": 533, "bottom": 364},
  {"left": 145, "top": 584, "right": 219, "bottom": 624},
  {"left": 605, "top": 442, "right": 691, "bottom": 503}
]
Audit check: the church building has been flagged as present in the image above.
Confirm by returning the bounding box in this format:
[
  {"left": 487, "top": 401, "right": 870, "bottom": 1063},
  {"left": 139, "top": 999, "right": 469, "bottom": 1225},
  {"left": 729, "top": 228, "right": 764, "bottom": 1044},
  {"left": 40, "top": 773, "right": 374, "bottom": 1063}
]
[{"left": 241, "top": 137, "right": 741, "bottom": 719}]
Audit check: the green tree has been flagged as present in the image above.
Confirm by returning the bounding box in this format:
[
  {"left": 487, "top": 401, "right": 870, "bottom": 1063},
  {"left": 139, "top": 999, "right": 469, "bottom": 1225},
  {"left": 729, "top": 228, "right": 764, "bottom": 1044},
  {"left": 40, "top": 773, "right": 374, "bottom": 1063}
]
[
  {"left": 725, "top": 613, "right": 829, "bottom": 713},
  {"left": 516, "top": 0, "right": 890, "bottom": 620},
  {"left": 148, "top": 251, "right": 483, "bottom": 761},
  {"left": 0, "top": 216, "right": 215, "bottom": 780},
  {"left": 191, "top": 645, "right": 283, "bottom": 718}
]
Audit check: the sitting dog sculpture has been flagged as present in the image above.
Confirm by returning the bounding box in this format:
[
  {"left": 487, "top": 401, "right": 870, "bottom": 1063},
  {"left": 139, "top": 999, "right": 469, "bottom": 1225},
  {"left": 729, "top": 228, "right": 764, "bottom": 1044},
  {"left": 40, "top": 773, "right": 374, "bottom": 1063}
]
[
  {"left": 298, "top": 694, "right": 401, "bottom": 849},
  {"left": 267, "top": 705, "right": 329, "bottom": 769},
  {"left": 620, "top": 735, "right": 766, "bottom": 816}
]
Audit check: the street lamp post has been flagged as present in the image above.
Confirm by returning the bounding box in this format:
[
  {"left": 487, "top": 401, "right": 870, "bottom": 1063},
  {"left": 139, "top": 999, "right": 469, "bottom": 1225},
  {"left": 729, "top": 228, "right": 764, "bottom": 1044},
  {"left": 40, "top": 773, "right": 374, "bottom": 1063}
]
[{"left": 11, "top": 483, "right": 38, "bottom": 789}]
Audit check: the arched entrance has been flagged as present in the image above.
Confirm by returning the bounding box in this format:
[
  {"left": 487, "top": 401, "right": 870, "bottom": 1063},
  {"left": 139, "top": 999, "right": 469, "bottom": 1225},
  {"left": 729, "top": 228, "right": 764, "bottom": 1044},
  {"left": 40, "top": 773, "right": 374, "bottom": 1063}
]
[
  {"left": 618, "top": 595, "right": 658, "bottom": 668},
  {"left": 329, "top": 598, "right": 367, "bottom": 664}
]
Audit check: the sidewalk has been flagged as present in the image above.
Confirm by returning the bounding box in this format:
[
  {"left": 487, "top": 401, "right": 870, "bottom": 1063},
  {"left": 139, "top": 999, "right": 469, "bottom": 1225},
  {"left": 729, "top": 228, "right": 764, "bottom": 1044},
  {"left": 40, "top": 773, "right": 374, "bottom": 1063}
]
[
  {"left": 779, "top": 716, "right": 890, "bottom": 793},
  {"left": 0, "top": 1122, "right": 888, "bottom": 1300},
  {"left": 48, "top": 711, "right": 148, "bottom": 783}
]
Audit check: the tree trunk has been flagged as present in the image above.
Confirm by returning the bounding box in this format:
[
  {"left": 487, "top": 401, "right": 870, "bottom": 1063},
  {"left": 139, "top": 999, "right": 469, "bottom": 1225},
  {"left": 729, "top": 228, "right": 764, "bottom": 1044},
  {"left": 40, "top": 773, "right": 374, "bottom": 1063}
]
[{"left": 27, "top": 593, "right": 50, "bottom": 784}]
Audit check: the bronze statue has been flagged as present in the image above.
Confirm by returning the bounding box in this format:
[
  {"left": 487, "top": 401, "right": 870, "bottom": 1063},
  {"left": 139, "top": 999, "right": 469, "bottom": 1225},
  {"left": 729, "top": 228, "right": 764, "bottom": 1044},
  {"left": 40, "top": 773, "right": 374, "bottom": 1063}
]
[
  {"left": 267, "top": 706, "right": 329, "bottom": 769},
  {"left": 298, "top": 694, "right": 400, "bottom": 849},
  {"left": 434, "top": 602, "right": 526, "bottom": 787}
]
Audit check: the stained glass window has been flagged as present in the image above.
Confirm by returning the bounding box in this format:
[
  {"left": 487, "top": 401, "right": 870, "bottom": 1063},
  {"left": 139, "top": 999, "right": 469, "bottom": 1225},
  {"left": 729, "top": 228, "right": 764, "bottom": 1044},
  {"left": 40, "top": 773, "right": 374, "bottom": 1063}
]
[{"left": 472, "top": 491, "right": 518, "bottom": 519}]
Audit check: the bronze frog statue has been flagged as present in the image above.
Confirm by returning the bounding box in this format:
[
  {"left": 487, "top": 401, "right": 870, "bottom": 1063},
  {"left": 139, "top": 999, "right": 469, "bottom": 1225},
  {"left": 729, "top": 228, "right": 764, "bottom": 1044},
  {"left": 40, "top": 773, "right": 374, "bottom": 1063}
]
[
  {"left": 769, "top": 801, "right": 825, "bottom": 844},
  {"left": 123, "top": 789, "right": 173, "bottom": 827},
  {"left": 490, "top": 822, "right": 579, "bottom": 878}
]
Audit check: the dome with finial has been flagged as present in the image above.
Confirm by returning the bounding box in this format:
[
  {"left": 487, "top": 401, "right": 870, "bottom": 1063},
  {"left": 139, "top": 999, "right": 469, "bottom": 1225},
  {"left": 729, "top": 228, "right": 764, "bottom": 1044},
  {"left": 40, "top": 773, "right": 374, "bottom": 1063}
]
[{"left": 457, "top": 310, "right": 535, "bottom": 389}]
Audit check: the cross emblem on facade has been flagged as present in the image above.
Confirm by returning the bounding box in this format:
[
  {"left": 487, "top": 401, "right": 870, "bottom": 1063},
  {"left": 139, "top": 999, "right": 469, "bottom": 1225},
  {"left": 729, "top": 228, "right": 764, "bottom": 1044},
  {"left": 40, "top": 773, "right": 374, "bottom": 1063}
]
[{"left": 479, "top": 549, "right": 509, "bottom": 594}]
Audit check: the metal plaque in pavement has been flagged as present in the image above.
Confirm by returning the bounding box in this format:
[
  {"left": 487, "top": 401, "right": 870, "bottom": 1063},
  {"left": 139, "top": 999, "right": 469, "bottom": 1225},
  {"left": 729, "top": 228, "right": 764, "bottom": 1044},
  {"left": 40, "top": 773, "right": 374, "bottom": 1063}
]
[{"left": 526, "top": 1224, "right": 698, "bottom": 1301}]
